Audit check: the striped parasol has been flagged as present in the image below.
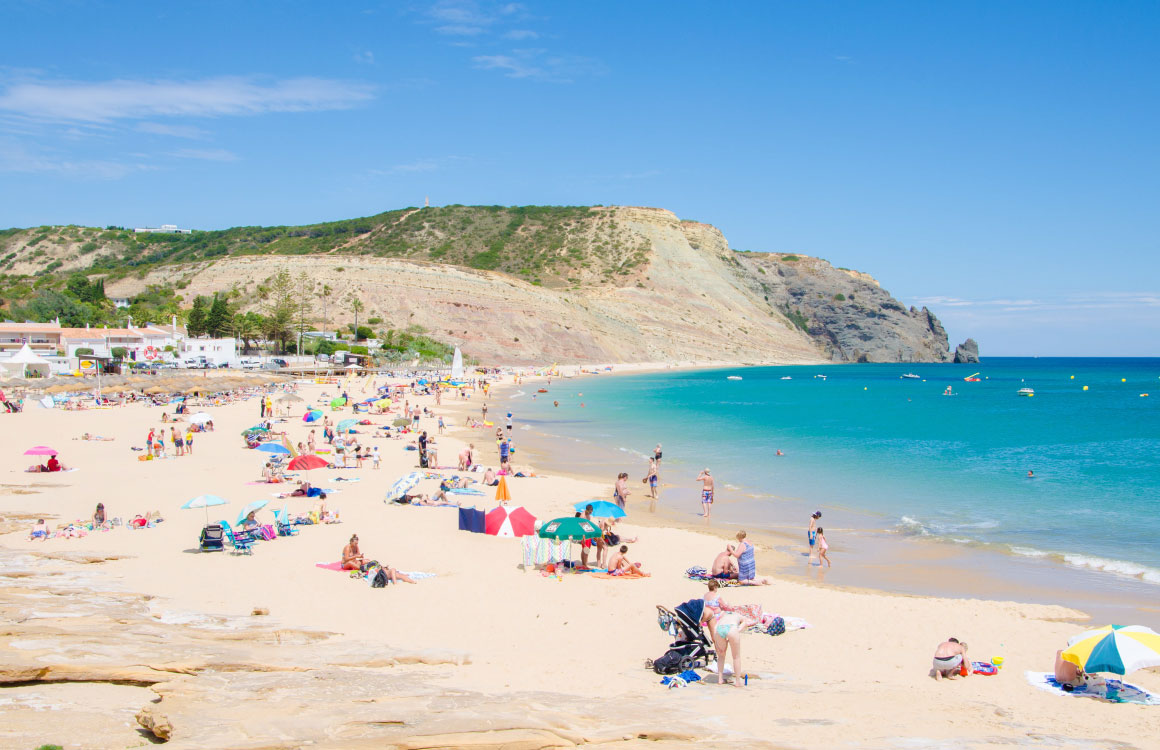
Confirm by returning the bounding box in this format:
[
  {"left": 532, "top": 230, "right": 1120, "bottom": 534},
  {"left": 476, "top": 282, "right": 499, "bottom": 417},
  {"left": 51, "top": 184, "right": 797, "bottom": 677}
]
[{"left": 1062, "top": 625, "right": 1160, "bottom": 675}]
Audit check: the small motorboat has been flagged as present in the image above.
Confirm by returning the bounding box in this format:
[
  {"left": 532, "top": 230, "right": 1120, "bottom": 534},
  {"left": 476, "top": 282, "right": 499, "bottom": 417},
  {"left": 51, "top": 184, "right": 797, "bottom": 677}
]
[
  {"left": 900, "top": 373, "right": 920, "bottom": 380},
  {"left": 1017, "top": 388, "right": 1035, "bottom": 397},
  {"left": 780, "top": 376, "right": 792, "bottom": 380},
  {"left": 537, "top": 388, "right": 548, "bottom": 393},
  {"left": 963, "top": 372, "right": 981, "bottom": 382},
  {"left": 814, "top": 374, "right": 827, "bottom": 380},
  {"left": 726, "top": 376, "right": 743, "bottom": 381}
]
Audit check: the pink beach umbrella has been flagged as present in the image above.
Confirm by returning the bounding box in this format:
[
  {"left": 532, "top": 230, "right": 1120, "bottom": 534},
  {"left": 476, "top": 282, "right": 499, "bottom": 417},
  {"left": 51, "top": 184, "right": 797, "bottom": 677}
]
[
  {"left": 485, "top": 505, "right": 536, "bottom": 538},
  {"left": 24, "top": 446, "right": 58, "bottom": 456}
]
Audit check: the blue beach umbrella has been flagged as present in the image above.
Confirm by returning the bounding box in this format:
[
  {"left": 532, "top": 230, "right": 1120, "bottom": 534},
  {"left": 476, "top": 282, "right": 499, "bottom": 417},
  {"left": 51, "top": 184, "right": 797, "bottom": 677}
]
[
  {"left": 236, "top": 499, "right": 269, "bottom": 526},
  {"left": 303, "top": 410, "right": 323, "bottom": 423},
  {"left": 181, "top": 494, "right": 228, "bottom": 524},
  {"left": 385, "top": 472, "right": 423, "bottom": 502},
  {"left": 336, "top": 418, "right": 358, "bottom": 433},
  {"left": 256, "top": 443, "right": 290, "bottom": 454},
  {"left": 573, "top": 500, "right": 626, "bottom": 518}
]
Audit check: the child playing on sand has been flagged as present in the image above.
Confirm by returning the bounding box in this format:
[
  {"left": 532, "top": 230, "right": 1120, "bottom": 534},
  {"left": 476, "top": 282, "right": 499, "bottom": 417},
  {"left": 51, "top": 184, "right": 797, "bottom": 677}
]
[
  {"left": 29, "top": 519, "right": 48, "bottom": 540},
  {"left": 817, "top": 527, "right": 831, "bottom": 567}
]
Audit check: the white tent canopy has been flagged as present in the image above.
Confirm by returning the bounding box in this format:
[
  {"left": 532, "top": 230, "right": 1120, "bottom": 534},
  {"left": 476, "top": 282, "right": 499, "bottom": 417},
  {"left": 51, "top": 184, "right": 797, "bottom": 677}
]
[
  {"left": 1, "top": 343, "right": 51, "bottom": 378},
  {"left": 450, "top": 347, "right": 464, "bottom": 380}
]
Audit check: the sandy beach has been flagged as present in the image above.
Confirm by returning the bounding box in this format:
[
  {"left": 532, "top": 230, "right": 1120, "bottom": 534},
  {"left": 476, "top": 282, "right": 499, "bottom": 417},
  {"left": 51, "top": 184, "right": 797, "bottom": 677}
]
[{"left": 2, "top": 370, "right": 1158, "bottom": 750}]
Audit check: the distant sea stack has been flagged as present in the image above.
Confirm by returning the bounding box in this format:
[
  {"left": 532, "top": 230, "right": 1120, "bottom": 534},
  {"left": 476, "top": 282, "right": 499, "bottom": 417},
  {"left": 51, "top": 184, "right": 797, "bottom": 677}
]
[
  {"left": 0, "top": 204, "right": 975, "bottom": 366},
  {"left": 953, "top": 338, "right": 981, "bottom": 363}
]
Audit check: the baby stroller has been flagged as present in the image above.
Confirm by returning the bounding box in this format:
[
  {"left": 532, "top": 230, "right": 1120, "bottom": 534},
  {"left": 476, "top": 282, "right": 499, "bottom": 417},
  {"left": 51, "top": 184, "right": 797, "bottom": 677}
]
[{"left": 648, "top": 598, "right": 716, "bottom": 675}]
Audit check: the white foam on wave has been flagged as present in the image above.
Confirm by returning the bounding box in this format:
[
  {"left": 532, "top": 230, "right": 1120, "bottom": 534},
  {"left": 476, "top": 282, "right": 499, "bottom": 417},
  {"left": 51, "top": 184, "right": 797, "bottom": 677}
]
[
  {"left": 511, "top": 390, "right": 526, "bottom": 398},
  {"left": 1010, "top": 547, "right": 1160, "bottom": 585}
]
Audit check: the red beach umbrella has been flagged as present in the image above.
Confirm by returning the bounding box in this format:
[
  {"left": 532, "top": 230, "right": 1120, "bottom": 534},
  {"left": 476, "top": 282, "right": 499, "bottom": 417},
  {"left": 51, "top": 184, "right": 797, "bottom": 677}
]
[
  {"left": 485, "top": 505, "right": 536, "bottom": 538},
  {"left": 24, "top": 446, "right": 58, "bottom": 456},
  {"left": 288, "top": 454, "right": 328, "bottom": 471}
]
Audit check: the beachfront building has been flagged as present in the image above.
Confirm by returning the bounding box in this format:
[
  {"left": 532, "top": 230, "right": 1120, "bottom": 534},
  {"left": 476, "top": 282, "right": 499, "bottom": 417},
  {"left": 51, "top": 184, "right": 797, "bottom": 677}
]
[
  {"left": 110, "top": 296, "right": 132, "bottom": 309},
  {"left": 55, "top": 317, "right": 187, "bottom": 362},
  {"left": 180, "top": 337, "right": 237, "bottom": 366},
  {"left": 133, "top": 224, "right": 193, "bottom": 235},
  {"left": 0, "top": 322, "right": 65, "bottom": 355}
]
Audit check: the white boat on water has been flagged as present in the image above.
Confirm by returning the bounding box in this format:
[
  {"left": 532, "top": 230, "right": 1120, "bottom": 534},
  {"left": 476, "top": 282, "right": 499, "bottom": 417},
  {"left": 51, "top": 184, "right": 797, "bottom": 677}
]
[
  {"left": 814, "top": 374, "right": 827, "bottom": 380},
  {"left": 780, "top": 376, "right": 792, "bottom": 380},
  {"left": 727, "top": 375, "right": 742, "bottom": 381},
  {"left": 1017, "top": 387, "right": 1035, "bottom": 397},
  {"left": 900, "top": 373, "right": 920, "bottom": 380}
]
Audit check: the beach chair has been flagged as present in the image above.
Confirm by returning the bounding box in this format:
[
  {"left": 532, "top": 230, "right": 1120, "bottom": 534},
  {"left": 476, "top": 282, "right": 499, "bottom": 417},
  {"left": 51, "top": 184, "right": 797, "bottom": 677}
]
[
  {"left": 275, "top": 509, "right": 298, "bottom": 537},
  {"left": 199, "top": 523, "right": 224, "bottom": 552},
  {"left": 219, "top": 521, "right": 254, "bottom": 555}
]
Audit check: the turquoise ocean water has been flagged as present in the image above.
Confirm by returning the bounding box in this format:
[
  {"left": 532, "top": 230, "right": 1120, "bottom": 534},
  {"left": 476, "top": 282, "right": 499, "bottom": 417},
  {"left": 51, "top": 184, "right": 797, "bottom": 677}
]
[{"left": 509, "top": 358, "right": 1160, "bottom": 591}]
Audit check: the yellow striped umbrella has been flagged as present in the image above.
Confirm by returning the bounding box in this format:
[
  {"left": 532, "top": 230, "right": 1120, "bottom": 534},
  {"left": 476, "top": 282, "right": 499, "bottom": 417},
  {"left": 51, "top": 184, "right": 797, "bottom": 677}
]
[{"left": 1062, "top": 625, "right": 1160, "bottom": 675}]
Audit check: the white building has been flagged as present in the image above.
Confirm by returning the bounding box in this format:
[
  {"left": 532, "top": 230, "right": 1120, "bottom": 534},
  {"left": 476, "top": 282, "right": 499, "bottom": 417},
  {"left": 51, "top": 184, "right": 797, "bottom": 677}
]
[
  {"left": 110, "top": 297, "right": 132, "bottom": 309},
  {"left": 134, "top": 224, "right": 192, "bottom": 235},
  {"left": 181, "top": 337, "right": 237, "bottom": 366}
]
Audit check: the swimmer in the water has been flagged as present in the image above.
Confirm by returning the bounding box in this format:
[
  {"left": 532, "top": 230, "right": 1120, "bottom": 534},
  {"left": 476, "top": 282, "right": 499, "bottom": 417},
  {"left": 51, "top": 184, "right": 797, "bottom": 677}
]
[
  {"left": 1027, "top": 470, "right": 1034, "bottom": 478},
  {"left": 776, "top": 449, "right": 784, "bottom": 456},
  {"left": 553, "top": 400, "right": 559, "bottom": 407}
]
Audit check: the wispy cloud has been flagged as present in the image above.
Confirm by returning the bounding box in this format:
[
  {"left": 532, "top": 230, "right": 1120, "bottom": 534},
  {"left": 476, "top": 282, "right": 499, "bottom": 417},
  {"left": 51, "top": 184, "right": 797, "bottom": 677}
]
[
  {"left": 503, "top": 29, "right": 539, "bottom": 40},
  {"left": 136, "top": 122, "right": 208, "bottom": 139},
  {"left": 428, "top": 0, "right": 528, "bottom": 36},
  {"left": 371, "top": 155, "right": 472, "bottom": 175},
  {"left": 0, "top": 138, "right": 149, "bottom": 179},
  {"left": 354, "top": 50, "right": 375, "bottom": 64},
  {"left": 911, "top": 293, "right": 1160, "bottom": 313},
  {"left": 472, "top": 48, "right": 604, "bottom": 82},
  {"left": 0, "top": 76, "right": 375, "bottom": 123},
  {"left": 167, "top": 147, "right": 239, "bottom": 162}
]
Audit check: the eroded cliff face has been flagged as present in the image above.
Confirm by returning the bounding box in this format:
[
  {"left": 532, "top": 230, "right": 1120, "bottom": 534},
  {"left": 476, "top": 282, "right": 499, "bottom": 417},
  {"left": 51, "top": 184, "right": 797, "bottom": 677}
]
[{"left": 94, "top": 206, "right": 952, "bottom": 365}]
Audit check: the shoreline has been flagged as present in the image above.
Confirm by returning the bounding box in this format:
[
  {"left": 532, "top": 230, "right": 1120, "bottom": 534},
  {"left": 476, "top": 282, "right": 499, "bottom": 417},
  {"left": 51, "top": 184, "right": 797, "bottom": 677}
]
[{"left": 488, "top": 368, "right": 1160, "bottom": 631}]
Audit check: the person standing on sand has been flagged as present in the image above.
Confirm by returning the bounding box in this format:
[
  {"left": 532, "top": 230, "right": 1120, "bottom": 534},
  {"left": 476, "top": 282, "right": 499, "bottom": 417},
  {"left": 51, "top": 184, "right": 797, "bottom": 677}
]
[
  {"left": 654, "top": 444, "right": 662, "bottom": 467},
  {"left": 697, "top": 468, "right": 714, "bottom": 519},
  {"left": 614, "top": 472, "right": 631, "bottom": 509},
  {"left": 712, "top": 611, "right": 757, "bottom": 687},
  {"left": 816, "top": 527, "right": 831, "bottom": 567},
  {"left": 644, "top": 458, "right": 659, "bottom": 500},
  {"left": 807, "top": 511, "right": 821, "bottom": 564}
]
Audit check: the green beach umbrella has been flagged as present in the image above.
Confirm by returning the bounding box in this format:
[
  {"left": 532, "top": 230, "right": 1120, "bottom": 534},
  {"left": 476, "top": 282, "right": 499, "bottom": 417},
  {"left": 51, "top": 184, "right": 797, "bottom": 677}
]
[
  {"left": 392, "top": 418, "right": 410, "bottom": 427},
  {"left": 336, "top": 418, "right": 358, "bottom": 433},
  {"left": 329, "top": 397, "right": 346, "bottom": 409},
  {"left": 537, "top": 517, "right": 601, "bottom": 541}
]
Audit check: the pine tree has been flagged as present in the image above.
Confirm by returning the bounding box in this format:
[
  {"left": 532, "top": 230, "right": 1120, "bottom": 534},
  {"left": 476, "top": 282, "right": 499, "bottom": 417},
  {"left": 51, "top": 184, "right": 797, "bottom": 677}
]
[
  {"left": 187, "top": 296, "right": 208, "bottom": 337},
  {"left": 206, "top": 294, "right": 231, "bottom": 338}
]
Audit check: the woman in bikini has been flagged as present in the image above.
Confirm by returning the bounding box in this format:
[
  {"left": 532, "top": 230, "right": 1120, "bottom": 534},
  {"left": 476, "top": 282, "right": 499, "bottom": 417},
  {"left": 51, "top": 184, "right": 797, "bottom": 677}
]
[
  {"left": 341, "top": 534, "right": 364, "bottom": 570},
  {"left": 712, "top": 610, "right": 758, "bottom": 687}
]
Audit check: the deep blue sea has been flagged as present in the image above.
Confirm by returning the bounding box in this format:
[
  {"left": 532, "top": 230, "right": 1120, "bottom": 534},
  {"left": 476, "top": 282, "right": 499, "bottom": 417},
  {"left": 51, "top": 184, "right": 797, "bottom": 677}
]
[{"left": 511, "top": 358, "right": 1160, "bottom": 589}]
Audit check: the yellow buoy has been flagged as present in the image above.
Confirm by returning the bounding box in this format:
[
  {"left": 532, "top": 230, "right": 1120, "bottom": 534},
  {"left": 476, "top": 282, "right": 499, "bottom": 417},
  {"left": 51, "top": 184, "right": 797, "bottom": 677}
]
[
  {"left": 1083, "top": 385, "right": 1089, "bottom": 391},
  {"left": 1070, "top": 375, "right": 1075, "bottom": 380},
  {"left": 1121, "top": 378, "right": 1126, "bottom": 383},
  {"left": 863, "top": 387, "right": 868, "bottom": 391}
]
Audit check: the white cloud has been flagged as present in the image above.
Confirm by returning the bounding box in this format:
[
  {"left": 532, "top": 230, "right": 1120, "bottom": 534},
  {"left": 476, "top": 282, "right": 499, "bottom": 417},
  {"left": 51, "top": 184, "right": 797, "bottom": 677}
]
[
  {"left": 910, "top": 293, "right": 1160, "bottom": 313},
  {"left": 136, "top": 122, "right": 208, "bottom": 139},
  {"left": 437, "top": 24, "right": 489, "bottom": 35},
  {"left": 0, "top": 138, "right": 148, "bottom": 179},
  {"left": 472, "top": 49, "right": 604, "bottom": 82},
  {"left": 168, "top": 147, "right": 239, "bottom": 162},
  {"left": 0, "top": 76, "right": 375, "bottom": 123},
  {"left": 354, "top": 50, "right": 375, "bottom": 64},
  {"left": 371, "top": 155, "right": 471, "bottom": 175},
  {"left": 503, "top": 29, "right": 538, "bottom": 39}
]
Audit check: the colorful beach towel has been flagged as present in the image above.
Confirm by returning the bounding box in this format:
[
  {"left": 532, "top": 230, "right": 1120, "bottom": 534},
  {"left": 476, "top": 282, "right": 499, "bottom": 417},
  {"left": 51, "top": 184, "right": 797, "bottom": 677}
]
[
  {"left": 1025, "top": 671, "right": 1160, "bottom": 705},
  {"left": 521, "top": 535, "right": 569, "bottom": 566},
  {"left": 315, "top": 561, "right": 345, "bottom": 572},
  {"left": 685, "top": 566, "right": 744, "bottom": 586}
]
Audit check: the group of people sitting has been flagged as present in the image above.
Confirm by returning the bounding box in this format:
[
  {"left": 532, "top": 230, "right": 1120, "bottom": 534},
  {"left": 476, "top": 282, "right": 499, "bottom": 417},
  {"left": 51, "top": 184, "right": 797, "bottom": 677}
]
[
  {"left": 340, "top": 533, "right": 415, "bottom": 583},
  {"left": 26, "top": 454, "right": 66, "bottom": 472},
  {"left": 709, "top": 531, "right": 771, "bottom": 585},
  {"left": 28, "top": 503, "right": 160, "bottom": 540}
]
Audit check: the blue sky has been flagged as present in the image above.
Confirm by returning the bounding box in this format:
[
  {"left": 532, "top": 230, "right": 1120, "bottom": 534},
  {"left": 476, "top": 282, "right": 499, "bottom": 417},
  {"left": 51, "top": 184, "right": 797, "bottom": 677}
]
[{"left": 1, "top": 1, "right": 1157, "bottom": 355}]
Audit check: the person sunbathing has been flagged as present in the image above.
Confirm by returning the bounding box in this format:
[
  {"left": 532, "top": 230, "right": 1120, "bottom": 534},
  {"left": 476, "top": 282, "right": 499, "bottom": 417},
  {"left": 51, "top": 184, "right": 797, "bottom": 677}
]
[
  {"left": 341, "top": 534, "right": 364, "bottom": 570},
  {"left": 29, "top": 519, "right": 49, "bottom": 541},
  {"left": 712, "top": 544, "right": 739, "bottom": 579},
  {"left": 606, "top": 545, "right": 648, "bottom": 577},
  {"left": 78, "top": 433, "right": 114, "bottom": 441},
  {"left": 1054, "top": 650, "right": 1087, "bottom": 689}
]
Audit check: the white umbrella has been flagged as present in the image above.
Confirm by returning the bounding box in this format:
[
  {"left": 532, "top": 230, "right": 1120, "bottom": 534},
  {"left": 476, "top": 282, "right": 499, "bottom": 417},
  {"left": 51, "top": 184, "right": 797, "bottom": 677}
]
[
  {"left": 189, "top": 412, "right": 212, "bottom": 425},
  {"left": 385, "top": 472, "right": 423, "bottom": 502},
  {"left": 181, "top": 494, "right": 229, "bottom": 524}
]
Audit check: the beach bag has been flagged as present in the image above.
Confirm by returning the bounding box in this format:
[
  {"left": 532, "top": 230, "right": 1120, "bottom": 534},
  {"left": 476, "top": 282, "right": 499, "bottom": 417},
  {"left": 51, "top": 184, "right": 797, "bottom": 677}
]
[
  {"left": 766, "top": 616, "right": 786, "bottom": 636},
  {"left": 370, "top": 567, "right": 389, "bottom": 588},
  {"left": 260, "top": 524, "right": 276, "bottom": 540},
  {"left": 652, "top": 645, "right": 699, "bottom": 675}
]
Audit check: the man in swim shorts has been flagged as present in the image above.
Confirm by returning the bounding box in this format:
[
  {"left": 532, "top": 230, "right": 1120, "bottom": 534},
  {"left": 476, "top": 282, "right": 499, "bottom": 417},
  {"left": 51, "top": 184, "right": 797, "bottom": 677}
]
[
  {"left": 807, "top": 511, "right": 821, "bottom": 564},
  {"left": 697, "top": 468, "right": 714, "bottom": 519},
  {"left": 932, "top": 637, "right": 968, "bottom": 680}
]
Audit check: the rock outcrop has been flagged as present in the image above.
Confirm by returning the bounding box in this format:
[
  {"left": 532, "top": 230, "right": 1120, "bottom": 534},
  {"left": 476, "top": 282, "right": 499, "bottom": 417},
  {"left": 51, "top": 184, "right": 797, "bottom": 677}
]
[{"left": 953, "top": 338, "right": 981, "bottom": 363}]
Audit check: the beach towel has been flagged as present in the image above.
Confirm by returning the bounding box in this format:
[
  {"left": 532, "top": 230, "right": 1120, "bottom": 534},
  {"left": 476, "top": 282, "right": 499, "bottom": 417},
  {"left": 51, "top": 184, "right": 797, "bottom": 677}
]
[
  {"left": 521, "top": 536, "right": 570, "bottom": 567},
  {"left": 315, "top": 561, "right": 345, "bottom": 572},
  {"left": 397, "top": 571, "right": 436, "bottom": 580},
  {"left": 589, "top": 571, "right": 651, "bottom": 579},
  {"left": 1025, "top": 672, "right": 1160, "bottom": 705},
  {"left": 457, "top": 507, "right": 486, "bottom": 533},
  {"left": 685, "top": 566, "right": 744, "bottom": 586},
  {"left": 447, "top": 488, "right": 484, "bottom": 495}
]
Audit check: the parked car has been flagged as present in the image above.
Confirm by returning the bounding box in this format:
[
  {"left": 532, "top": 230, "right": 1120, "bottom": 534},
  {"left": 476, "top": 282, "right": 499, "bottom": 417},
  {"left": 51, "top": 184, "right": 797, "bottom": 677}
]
[
  {"left": 271, "top": 358, "right": 288, "bottom": 368},
  {"left": 239, "top": 358, "right": 261, "bottom": 370},
  {"left": 216, "top": 362, "right": 230, "bottom": 368},
  {"left": 184, "top": 357, "right": 210, "bottom": 369},
  {"left": 260, "top": 362, "right": 280, "bottom": 370}
]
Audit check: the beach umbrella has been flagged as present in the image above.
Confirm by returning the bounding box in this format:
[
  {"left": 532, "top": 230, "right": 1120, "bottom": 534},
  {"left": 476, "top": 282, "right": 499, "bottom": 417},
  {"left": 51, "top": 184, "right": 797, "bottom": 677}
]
[
  {"left": 495, "top": 476, "right": 511, "bottom": 503},
  {"left": 236, "top": 499, "right": 269, "bottom": 527},
  {"left": 485, "top": 505, "right": 536, "bottom": 537},
  {"left": 181, "top": 493, "right": 229, "bottom": 525},
  {"left": 278, "top": 394, "right": 304, "bottom": 403},
  {"left": 392, "top": 418, "right": 410, "bottom": 427},
  {"left": 303, "top": 410, "right": 323, "bottom": 422},
  {"left": 23, "top": 446, "right": 58, "bottom": 456},
  {"left": 329, "top": 397, "right": 346, "bottom": 409},
  {"left": 256, "top": 443, "right": 291, "bottom": 455},
  {"left": 243, "top": 425, "right": 270, "bottom": 435},
  {"left": 375, "top": 399, "right": 392, "bottom": 409},
  {"left": 1062, "top": 625, "right": 1160, "bottom": 675},
  {"left": 288, "top": 454, "right": 328, "bottom": 471},
  {"left": 190, "top": 412, "right": 212, "bottom": 425},
  {"left": 385, "top": 471, "right": 423, "bottom": 502},
  {"left": 336, "top": 418, "right": 358, "bottom": 433},
  {"left": 572, "top": 500, "right": 626, "bottom": 519},
  {"left": 537, "top": 517, "right": 601, "bottom": 541}
]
